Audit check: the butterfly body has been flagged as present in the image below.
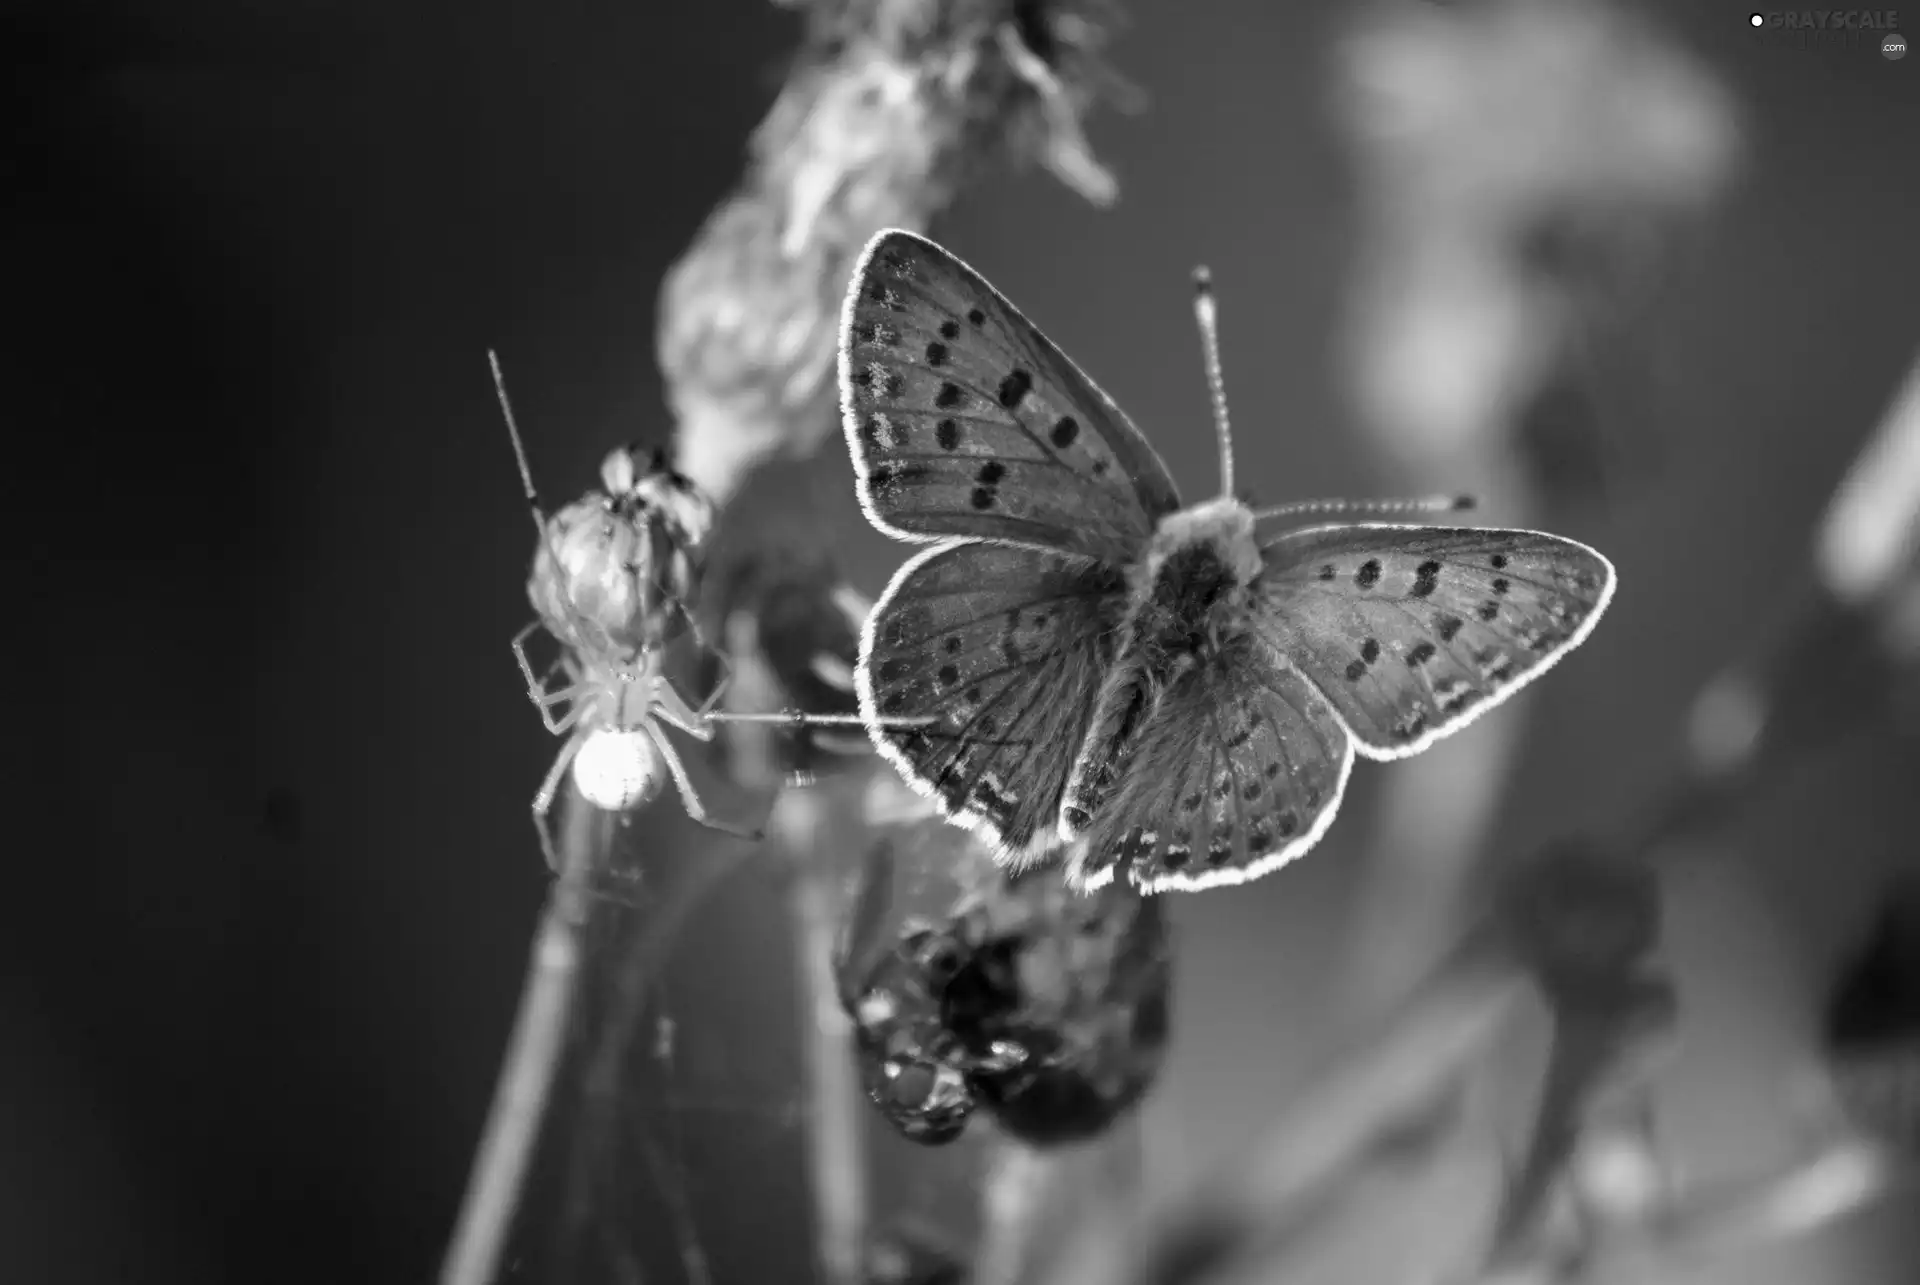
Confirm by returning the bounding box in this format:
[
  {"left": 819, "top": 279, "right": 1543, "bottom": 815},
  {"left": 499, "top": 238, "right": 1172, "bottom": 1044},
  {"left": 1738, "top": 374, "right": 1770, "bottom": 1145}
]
[{"left": 840, "top": 230, "right": 1616, "bottom": 893}]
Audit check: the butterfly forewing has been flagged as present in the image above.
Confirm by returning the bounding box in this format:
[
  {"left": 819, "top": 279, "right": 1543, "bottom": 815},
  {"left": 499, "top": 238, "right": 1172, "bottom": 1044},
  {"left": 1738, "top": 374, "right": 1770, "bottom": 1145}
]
[
  {"left": 1069, "top": 639, "right": 1356, "bottom": 894},
  {"left": 859, "top": 540, "right": 1129, "bottom": 861},
  {"left": 1255, "top": 524, "right": 1616, "bottom": 758},
  {"left": 840, "top": 230, "right": 1181, "bottom": 562}
]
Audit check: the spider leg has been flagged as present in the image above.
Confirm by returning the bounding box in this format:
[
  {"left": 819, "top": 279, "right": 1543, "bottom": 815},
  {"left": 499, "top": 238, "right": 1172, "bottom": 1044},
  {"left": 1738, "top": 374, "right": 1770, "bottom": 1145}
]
[
  {"left": 646, "top": 722, "right": 763, "bottom": 841},
  {"left": 531, "top": 730, "right": 588, "bottom": 872},
  {"left": 696, "top": 648, "right": 735, "bottom": 719},
  {"left": 650, "top": 676, "right": 717, "bottom": 742},
  {"left": 512, "top": 623, "right": 595, "bottom": 733}
]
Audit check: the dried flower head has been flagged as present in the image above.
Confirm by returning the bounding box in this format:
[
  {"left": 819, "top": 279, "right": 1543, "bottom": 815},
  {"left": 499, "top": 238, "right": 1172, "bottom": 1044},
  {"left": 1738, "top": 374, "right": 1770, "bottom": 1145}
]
[
  {"left": 838, "top": 834, "right": 1171, "bottom": 1147},
  {"left": 528, "top": 444, "right": 717, "bottom": 658},
  {"left": 698, "top": 540, "right": 876, "bottom": 782},
  {"left": 660, "top": 0, "right": 1133, "bottom": 504}
]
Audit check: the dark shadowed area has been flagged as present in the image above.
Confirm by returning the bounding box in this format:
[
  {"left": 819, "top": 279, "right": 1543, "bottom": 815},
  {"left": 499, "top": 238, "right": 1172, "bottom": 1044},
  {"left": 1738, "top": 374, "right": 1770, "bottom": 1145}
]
[{"left": 7, "top": 1, "right": 1920, "bottom": 1282}]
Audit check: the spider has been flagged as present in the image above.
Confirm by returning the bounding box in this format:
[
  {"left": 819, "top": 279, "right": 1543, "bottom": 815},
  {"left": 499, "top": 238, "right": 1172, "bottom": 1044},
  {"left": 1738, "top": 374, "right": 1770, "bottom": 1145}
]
[{"left": 491, "top": 352, "right": 880, "bottom": 868}]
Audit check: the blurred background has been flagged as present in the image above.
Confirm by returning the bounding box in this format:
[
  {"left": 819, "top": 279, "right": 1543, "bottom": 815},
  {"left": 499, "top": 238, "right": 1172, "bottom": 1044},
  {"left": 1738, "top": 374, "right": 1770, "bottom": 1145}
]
[{"left": 7, "top": 1, "right": 1919, "bottom": 1282}]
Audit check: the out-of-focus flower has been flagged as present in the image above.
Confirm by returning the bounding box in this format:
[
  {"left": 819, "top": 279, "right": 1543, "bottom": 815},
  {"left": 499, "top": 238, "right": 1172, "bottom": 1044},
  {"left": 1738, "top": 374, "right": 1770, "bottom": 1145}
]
[
  {"left": 696, "top": 541, "right": 876, "bottom": 784},
  {"left": 1682, "top": 352, "right": 1920, "bottom": 799},
  {"left": 1334, "top": 0, "right": 1739, "bottom": 506},
  {"left": 1817, "top": 347, "right": 1920, "bottom": 657},
  {"left": 863, "top": 1224, "right": 969, "bottom": 1285},
  {"left": 660, "top": 0, "right": 1134, "bottom": 505},
  {"left": 1824, "top": 879, "right": 1920, "bottom": 1157},
  {"left": 837, "top": 830, "right": 1172, "bottom": 1148}
]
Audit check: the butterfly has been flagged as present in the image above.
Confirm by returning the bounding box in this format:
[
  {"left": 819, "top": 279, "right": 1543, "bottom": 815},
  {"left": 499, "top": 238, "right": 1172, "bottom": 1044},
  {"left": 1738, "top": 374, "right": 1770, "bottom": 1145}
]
[{"left": 838, "top": 230, "right": 1617, "bottom": 893}]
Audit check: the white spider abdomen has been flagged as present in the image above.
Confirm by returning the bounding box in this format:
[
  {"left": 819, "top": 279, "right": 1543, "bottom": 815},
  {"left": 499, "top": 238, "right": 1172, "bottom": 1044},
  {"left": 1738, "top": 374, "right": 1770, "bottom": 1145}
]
[{"left": 573, "top": 728, "right": 663, "bottom": 811}]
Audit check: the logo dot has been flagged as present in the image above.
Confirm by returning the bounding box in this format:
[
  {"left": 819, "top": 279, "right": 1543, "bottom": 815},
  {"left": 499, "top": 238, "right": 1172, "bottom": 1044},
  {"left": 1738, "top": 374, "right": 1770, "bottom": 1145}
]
[{"left": 1749, "top": 12, "right": 1764, "bottom": 27}]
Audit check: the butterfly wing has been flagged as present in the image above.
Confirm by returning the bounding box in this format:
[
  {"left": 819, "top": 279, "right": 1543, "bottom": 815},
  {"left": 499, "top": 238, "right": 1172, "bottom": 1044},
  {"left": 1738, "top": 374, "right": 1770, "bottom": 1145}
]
[
  {"left": 1255, "top": 524, "right": 1616, "bottom": 759},
  {"left": 859, "top": 539, "right": 1128, "bottom": 863},
  {"left": 1066, "top": 637, "right": 1356, "bottom": 894},
  {"left": 840, "top": 229, "right": 1182, "bottom": 562}
]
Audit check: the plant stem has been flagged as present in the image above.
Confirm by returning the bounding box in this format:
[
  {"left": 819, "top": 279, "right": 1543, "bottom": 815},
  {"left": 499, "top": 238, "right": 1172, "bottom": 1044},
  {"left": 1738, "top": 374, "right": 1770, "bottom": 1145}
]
[{"left": 442, "top": 790, "right": 599, "bottom": 1285}]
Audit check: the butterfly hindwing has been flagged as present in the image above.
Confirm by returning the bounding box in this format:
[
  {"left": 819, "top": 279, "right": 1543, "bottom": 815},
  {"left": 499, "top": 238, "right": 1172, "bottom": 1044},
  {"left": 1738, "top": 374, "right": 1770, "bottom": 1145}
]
[
  {"left": 840, "top": 229, "right": 1182, "bottom": 562},
  {"left": 859, "top": 539, "right": 1128, "bottom": 861},
  {"left": 1068, "top": 638, "right": 1356, "bottom": 894},
  {"left": 1255, "top": 524, "right": 1616, "bottom": 759}
]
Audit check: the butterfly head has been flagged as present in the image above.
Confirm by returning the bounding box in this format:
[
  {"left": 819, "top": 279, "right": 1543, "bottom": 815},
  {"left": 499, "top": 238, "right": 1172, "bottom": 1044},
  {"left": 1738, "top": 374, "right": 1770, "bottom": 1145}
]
[{"left": 1125, "top": 497, "right": 1265, "bottom": 686}]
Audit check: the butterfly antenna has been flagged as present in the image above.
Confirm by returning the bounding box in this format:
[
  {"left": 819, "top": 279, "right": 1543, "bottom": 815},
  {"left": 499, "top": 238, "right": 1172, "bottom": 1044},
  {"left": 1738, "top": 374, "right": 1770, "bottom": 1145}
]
[
  {"left": 1192, "top": 266, "right": 1235, "bottom": 500},
  {"left": 489, "top": 349, "right": 548, "bottom": 539},
  {"left": 1250, "top": 494, "right": 1478, "bottom": 523}
]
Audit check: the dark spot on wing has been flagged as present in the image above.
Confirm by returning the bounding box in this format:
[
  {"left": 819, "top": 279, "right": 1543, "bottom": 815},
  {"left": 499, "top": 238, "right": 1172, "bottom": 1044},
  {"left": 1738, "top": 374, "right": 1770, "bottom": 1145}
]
[
  {"left": 1345, "top": 659, "right": 1366, "bottom": 681},
  {"left": 976, "top": 461, "right": 1005, "bottom": 485},
  {"left": 939, "top": 319, "right": 960, "bottom": 340},
  {"left": 944, "top": 636, "right": 962, "bottom": 654},
  {"left": 851, "top": 366, "right": 871, "bottom": 389},
  {"left": 1478, "top": 600, "right": 1501, "bottom": 621},
  {"left": 881, "top": 691, "right": 907, "bottom": 714},
  {"left": 924, "top": 341, "right": 948, "bottom": 367},
  {"left": 936, "top": 419, "right": 960, "bottom": 450},
  {"left": 968, "top": 308, "right": 986, "bottom": 327},
  {"left": 970, "top": 487, "right": 994, "bottom": 509},
  {"left": 1247, "top": 823, "right": 1273, "bottom": 850},
  {"left": 1411, "top": 560, "right": 1441, "bottom": 598},
  {"left": 1361, "top": 638, "right": 1381, "bottom": 663},
  {"left": 1050, "top": 416, "right": 1079, "bottom": 448},
  {"left": 1212, "top": 778, "right": 1232, "bottom": 801},
  {"left": 1438, "top": 614, "right": 1463, "bottom": 642},
  {"left": 1180, "top": 792, "right": 1204, "bottom": 812},
  {"left": 935, "top": 382, "right": 963, "bottom": 409},
  {"left": 1491, "top": 553, "right": 1509, "bottom": 570},
  {"left": 1264, "top": 761, "right": 1281, "bottom": 780},
  {"left": 868, "top": 464, "right": 893, "bottom": 487},
  {"left": 1241, "top": 779, "right": 1261, "bottom": 801},
  {"left": 877, "top": 658, "right": 912, "bottom": 681},
  {"left": 1091, "top": 459, "right": 1108, "bottom": 475},
  {"left": 997, "top": 369, "right": 1033, "bottom": 410},
  {"left": 1407, "top": 642, "right": 1436, "bottom": 667},
  {"left": 1492, "top": 577, "right": 1511, "bottom": 596},
  {"left": 937, "top": 664, "right": 959, "bottom": 686},
  {"left": 965, "top": 685, "right": 982, "bottom": 703},
  {"left": 1277, "top": 810, "right": 1298, "bottom": 837},
  {"left": 881, "top": 371, "right": 905, "bottom": 398},
  {"left": 1356, "top": 559, "right": 1381, "bottom": 589},
  {"left": 1317, "top": 564, "right": 1335, "bottom": 581}
]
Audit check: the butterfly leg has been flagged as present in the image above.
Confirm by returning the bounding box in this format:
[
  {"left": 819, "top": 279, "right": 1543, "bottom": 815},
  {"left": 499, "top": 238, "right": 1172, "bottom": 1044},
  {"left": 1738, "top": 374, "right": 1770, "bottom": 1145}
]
[
  {"left": 530, "top": 729, "right": 588, "bottom": 872},
  {"left": 645, "top": 722, "right": 763, "bottom": 842}
]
